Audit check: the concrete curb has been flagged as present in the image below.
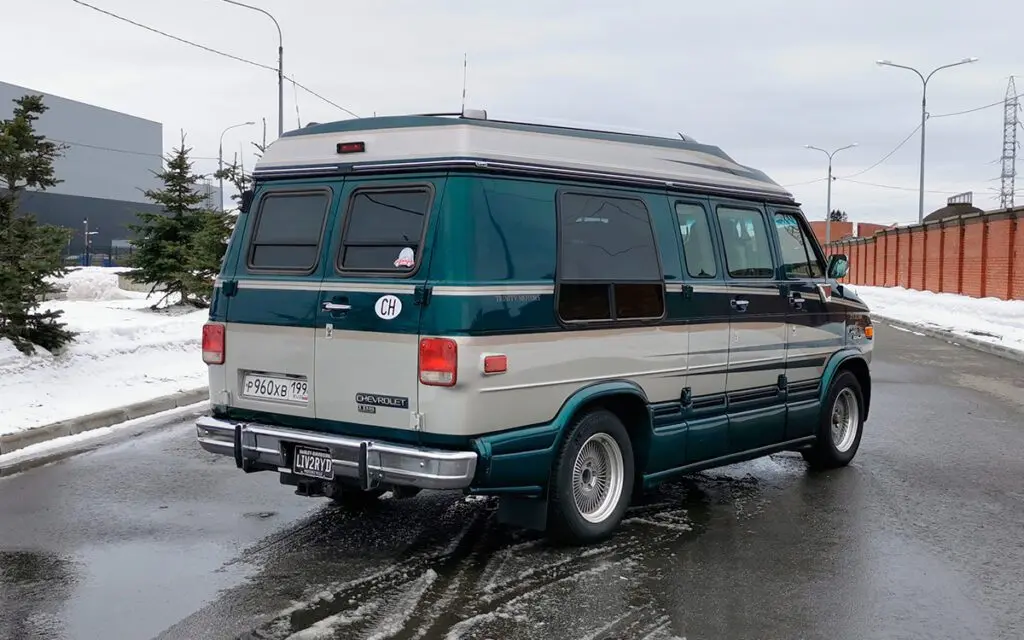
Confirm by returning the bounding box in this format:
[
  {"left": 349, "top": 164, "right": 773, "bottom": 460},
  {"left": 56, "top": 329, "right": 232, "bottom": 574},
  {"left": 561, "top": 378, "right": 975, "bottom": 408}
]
[
  {"left": 0, "top": 387, "right": 210, "bottom": 456},
  {"left": 874, "top": 314, "right": 1024, "bottom": 364}
]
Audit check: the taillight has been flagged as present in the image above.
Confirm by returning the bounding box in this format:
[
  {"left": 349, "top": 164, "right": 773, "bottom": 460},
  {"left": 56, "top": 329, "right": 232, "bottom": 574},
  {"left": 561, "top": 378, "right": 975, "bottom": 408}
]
[
  {"left": 419, "top": 337, "right": 457, "bottom": 386},
  {"left": 202, "top": 323, "right": 225, "bottom": 365}
]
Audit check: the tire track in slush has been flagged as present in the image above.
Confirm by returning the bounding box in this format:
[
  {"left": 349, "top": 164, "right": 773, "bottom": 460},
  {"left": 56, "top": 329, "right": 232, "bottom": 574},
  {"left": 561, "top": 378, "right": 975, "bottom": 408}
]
[{"left": 240, "top": 466, "right": 774, "bottom": 639}]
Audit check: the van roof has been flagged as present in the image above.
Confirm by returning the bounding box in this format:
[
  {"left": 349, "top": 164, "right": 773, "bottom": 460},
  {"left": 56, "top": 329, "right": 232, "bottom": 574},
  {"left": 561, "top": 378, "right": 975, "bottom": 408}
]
[{"left": 254, "top": 112, "right": 794, "bottom": 202}]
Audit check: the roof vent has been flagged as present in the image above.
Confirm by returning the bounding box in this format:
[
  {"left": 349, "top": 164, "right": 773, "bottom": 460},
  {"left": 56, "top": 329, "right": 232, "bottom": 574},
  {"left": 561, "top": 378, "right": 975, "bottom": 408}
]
[{"left": 462, "top": 108, "right": 488, "bottom": 120}]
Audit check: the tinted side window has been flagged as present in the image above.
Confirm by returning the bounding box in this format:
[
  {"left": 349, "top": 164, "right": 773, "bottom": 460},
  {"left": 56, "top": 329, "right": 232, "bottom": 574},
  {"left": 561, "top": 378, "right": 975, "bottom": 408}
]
[
  {"left": 715, "top": 206, "right": 774, "bottom": 278},
  {"left": 469, "top": 179, "right": 555, "bottom": 281},
  {"left": 675, "top": 202, "right": 717, "bottom": 278},
  {"left": 248, "top": 191, "right": 329, "bottom": 270},
  {"left": 339, "top": 188, "right": 431, "bottom": 272},
  {"left": 773, "top": 212, "right": 825, "bottom": 278},
  {"left": 557, "top": 192, "right": 664, "bottom": 322}
]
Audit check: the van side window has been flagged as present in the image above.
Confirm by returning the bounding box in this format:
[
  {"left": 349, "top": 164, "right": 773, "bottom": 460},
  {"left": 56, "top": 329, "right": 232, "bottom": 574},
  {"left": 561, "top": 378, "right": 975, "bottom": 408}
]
[
  {"left": 339, "top": 188, "right": 431, "bottom": 272},
  {"left": 248, "top": 191, "right": 330, "bottom": 271},
  {"left": 773, "top": 212, "right": 825, "bottom": 278},
  {"left": 556, "top": 192, "right": 664, "bottom": 322},
  {"left": 675, "top": 202, "right": 717, "bottom": 278},
  {"left": 715, "top": 206, "right": 774, "bottom": 278}
]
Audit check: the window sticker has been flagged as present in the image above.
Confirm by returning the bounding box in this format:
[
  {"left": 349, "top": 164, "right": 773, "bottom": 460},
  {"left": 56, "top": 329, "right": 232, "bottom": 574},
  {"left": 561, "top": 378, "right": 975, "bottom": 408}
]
[{"left": 394, "top": 247, "right": 415, "bottom": 269}]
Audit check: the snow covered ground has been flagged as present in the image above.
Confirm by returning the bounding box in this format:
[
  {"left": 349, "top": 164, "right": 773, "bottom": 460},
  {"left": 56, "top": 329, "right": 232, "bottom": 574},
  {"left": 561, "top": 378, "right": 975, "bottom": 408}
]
[
  {"left": 0, "top": 268, "right": 207, "bottom": 437},
  {"left": 850, "top": 285, "right": 1024, "bottom": 356}
]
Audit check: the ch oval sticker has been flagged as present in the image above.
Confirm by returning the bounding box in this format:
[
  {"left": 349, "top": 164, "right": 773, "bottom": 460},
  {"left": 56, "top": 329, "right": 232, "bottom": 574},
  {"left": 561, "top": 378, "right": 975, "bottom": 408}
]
[{"left": 375, "top": 294, "right": 402, "bottom": 320}]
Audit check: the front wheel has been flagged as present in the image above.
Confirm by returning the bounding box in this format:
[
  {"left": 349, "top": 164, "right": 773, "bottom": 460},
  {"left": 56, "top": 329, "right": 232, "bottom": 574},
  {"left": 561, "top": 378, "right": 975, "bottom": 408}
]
[
  {"left": 547, "top": 409, "right": 635, "bottom": 545},
  {"left": 803, "top": 370, "right": 865, "bottom": 470}
]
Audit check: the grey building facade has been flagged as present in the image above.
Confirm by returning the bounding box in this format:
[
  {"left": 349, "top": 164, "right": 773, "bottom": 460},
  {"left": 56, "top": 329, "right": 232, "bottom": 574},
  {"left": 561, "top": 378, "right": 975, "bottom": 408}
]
[{"left": 1, "top": 81, "right": 222, "bottom": 263}]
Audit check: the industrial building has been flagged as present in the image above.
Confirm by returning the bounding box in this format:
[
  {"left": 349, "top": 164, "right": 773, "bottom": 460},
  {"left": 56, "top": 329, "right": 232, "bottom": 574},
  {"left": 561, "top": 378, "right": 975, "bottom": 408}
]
[{"left": 0, "top": 80, "right": 221, "bottom": 264}]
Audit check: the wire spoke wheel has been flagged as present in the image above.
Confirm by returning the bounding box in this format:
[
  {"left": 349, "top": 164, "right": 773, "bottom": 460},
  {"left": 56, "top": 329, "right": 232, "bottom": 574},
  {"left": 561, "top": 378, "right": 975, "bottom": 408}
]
[
  {"left": 571, "top": 432, "right": 625, "bottom": 524},
  {"left": 830, "top": 387, "right": 860, "bottom": 453}
]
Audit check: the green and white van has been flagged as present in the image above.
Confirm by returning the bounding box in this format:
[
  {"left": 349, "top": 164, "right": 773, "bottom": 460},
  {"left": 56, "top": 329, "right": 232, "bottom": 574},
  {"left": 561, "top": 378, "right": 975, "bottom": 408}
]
[{"left": 196, "top": 111, "right": 874, "bottom": 545}]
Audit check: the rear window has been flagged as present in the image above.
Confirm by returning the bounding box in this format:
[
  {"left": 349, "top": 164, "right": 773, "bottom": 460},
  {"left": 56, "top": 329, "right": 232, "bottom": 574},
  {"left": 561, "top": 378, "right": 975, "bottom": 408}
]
[
  {"left": 248, "top": 191, "right": 330, "bottom": 271},
  {"left": 338, "top": 187, "right": 431, "bottom": 273}
]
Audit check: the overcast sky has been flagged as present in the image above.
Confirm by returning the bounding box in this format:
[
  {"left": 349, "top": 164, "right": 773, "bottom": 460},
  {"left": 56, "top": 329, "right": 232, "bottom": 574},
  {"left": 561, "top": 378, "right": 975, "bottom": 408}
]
[{"left": 4, "top": 0, "right": 1023, "bottom": 224}]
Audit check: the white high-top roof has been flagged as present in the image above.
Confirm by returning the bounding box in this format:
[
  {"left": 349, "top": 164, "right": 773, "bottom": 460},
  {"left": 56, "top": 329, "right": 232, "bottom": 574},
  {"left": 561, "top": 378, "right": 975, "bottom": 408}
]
[{"left": 253, "top": 112, "right": 793, "bottom": 202}]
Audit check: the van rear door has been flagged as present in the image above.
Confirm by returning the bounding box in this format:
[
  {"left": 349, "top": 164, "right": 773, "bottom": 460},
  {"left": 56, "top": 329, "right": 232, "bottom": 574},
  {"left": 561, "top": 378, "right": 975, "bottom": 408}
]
[
  {"left": 221, "top": 183, "right": 335, "bottom": 422},
  {"left": 313, "top": 176, "right": 447, "bottom": 438}
]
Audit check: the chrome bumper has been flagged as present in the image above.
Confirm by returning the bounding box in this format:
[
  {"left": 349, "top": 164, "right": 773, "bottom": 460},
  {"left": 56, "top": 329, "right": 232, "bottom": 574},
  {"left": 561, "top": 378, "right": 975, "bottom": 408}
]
[{"left": 196, "top": 416, "right": 478, "bottom": 491}]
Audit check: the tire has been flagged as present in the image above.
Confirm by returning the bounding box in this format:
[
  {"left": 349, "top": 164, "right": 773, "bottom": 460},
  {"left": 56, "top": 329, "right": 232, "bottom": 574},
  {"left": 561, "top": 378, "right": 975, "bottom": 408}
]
[
  {"left": 547, "top": 408, "right": 635, "bottom": 545},
  {"left": 803, "top": 370, "right": 865, "bottom": 470}
]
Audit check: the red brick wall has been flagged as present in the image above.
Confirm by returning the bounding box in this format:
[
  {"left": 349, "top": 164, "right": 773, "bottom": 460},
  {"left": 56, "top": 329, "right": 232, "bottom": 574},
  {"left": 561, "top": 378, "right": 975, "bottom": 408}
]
[
  {"left": 924, "top": 225, "right": 942, "bottom": 292},
  {"left": 826, "top": 209, "right": 1024, "bottom": 301}
]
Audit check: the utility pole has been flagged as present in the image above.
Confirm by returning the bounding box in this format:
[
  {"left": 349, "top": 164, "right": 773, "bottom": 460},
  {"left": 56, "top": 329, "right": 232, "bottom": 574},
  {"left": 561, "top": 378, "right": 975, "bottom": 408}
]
[
  {"left": 876, "top": 57, "right": 978, "bottom": 222},
  {"left": 805, "top": 143, "right": 857, "bottom": 246}
]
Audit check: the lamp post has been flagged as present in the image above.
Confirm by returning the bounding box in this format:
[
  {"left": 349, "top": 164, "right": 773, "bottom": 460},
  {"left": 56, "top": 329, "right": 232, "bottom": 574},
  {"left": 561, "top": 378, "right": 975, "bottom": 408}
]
[
  {"left": 219, "top": 121, "right": 256, "bottom": 210},
  {"left": 876, "top": 57, "right": 978, "bottom": 223},
  {"left": 805, "top": 143, "right": 857, "bottom": 246},
  {"left": 220, "top": 0, "right": 284, "bottom": 139}
]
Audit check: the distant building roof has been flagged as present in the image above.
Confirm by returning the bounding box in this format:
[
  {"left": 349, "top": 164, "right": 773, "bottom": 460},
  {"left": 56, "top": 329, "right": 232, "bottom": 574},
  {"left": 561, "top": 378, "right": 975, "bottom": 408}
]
[{"left": 924, "top": 191, "right": 983, "bottom": 222}]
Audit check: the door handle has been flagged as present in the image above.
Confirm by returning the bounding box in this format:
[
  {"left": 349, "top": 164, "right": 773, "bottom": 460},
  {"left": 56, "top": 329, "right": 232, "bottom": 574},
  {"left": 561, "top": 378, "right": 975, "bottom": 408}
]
[
  {"left": 322, "top": 301, "right": 351, "bottom": 312},
  {"left": 789, "top": 293, "right": 805, "bottom": 311},
  {"left": 730, "top": 298, "right": 749, "bottom": 312}
]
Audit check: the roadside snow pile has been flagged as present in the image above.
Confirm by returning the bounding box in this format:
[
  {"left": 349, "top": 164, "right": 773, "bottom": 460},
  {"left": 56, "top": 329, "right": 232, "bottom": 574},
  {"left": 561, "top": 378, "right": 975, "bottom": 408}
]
[
  {"left": 61, "top": 266, "right": 135, "bottom": 301},
  {"left": 1, "top": 267, "right": 208, "bottom": 436},
  {"left": 851, "top": 285, "right": 1024, "bottom": 355}
]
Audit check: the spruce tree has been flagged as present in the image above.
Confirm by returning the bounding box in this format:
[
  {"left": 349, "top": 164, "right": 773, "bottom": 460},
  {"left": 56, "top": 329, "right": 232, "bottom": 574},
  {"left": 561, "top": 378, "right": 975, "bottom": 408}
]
[
  {"left": 127, "top": 134, "right": 228, "bottom": 309},
  {"left": 0, "top": 94, "right": 76, "bottom": 355}
]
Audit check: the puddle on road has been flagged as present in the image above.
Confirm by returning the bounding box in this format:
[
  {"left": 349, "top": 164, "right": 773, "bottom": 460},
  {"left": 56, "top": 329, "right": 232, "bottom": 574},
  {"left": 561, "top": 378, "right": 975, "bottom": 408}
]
[
  {"left": 222, "top": 454, "right": 802, "bottom": 640},
  {"left": 0, "top": 550, "right": 79, "bottom": 640}
]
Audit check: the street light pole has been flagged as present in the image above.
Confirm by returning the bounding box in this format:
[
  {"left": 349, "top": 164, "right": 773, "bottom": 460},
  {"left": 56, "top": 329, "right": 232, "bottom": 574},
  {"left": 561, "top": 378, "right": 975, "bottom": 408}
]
[
  {"left": 219, "top": 121, "right": 256, "bottom": 210},
  {"left": 805, "top": 143, "right": 857, "bottom": 246},
  {"left": 876, "top": 57, "right": 978, "bottom": 223},
  {"left": 220, "top": 0, "right": 284, "bottom": 138}
]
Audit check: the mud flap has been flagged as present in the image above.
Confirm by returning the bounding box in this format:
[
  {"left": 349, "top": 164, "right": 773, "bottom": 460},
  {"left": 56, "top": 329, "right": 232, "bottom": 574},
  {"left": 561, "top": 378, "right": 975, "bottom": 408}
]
[{"left": 497, "top": 495, "right": 548, "bottom": 532}]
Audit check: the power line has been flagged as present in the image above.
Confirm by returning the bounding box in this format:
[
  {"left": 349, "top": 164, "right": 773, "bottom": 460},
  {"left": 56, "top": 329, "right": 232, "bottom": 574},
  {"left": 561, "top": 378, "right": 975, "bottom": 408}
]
[
  {"left": 50, "top": 137, "right": 220, "bottom": 161},
  {"left": 839, "top": 123, "right": 922, "bottom": 179},
  {"left": 69, "top": 0, "right": 359, "bottom": 119},
  {"left": 837, "top": 177, "right": 958, "bottom": 194},
  {"left": 931, "top": 92, "right": 1024, "bottom": 119},
  {"left": 782, "top": 177, "right": 828, "bottom": 188}
]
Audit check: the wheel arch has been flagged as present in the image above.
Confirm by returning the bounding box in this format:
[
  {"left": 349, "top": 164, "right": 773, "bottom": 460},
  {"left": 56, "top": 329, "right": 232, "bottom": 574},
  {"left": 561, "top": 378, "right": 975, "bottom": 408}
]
[
  {"left": 552, "top": 380, "right": 652, "bottom": 475},
  {"left": 821, "top": 350, "right": 872, "bottom": 420}
]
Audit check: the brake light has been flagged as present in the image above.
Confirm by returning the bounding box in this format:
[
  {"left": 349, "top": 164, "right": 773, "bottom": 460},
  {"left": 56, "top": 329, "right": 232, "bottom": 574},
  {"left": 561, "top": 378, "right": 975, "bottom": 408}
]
[
  {"left": 202, "top": 323, "right": 225, "bottom": 365},
  {"left": 419, "top": 338, "right": 457, "bottom": 386}
]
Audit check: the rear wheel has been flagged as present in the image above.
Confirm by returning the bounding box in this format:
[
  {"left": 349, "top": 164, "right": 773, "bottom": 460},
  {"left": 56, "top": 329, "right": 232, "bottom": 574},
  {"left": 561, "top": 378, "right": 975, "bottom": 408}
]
[
  {"left": 547, "top": 409, "right": 634, "bottom": 545},
  {"left": 803, "top": 370, "right": 865, "bottom": 470}
]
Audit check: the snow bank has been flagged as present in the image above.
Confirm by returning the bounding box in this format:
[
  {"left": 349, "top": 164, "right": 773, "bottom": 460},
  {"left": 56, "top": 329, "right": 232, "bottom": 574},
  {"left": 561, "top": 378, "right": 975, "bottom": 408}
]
[
  {"left": 1, "top": 268, "right": 208, "bottom": 437},
  {"left": 852, "top": 285, "right": 1024, "bottom": 355}
]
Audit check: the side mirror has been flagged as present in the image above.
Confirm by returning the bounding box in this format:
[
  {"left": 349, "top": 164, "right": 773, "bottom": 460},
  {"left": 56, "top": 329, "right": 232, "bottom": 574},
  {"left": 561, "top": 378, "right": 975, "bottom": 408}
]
[
  {"left": 827, "top": 253, "right": 850, "bottom": 279},
  {"left": 239, "top": 189, "right": 254, "bottom": 214}
]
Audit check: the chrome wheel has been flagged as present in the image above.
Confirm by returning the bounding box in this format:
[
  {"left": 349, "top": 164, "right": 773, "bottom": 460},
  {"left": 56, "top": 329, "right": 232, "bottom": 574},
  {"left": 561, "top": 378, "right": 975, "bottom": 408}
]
[
  {"left": 571, "top": 432, "right": 625, "bottom": 524},
  {"left": 831, "top": 387, "right": 860, "bottom": 453}
]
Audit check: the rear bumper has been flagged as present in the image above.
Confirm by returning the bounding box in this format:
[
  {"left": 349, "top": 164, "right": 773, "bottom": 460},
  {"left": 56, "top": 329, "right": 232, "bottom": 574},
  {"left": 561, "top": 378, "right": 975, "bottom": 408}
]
[{"left": 196, "top": 416, "right": 478, "bottom": 491}]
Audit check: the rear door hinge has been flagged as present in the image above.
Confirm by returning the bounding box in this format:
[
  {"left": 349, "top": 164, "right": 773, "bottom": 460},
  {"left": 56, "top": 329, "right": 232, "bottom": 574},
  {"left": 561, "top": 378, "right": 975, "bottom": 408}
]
[
  {"left": 410, "top": 411, "right": 423, "bottom": 432},
  {"left": 222, "top": 280, "right": 238, "bottom": 297},
  {"left": 682, "top": 284, "right": 694, "bottom": 300},
  {"left": 777, "top": 374, "right": 788, "bottom": 393},
  {"left": 414, "top": 284, "right": 432, "bottom": 307}
]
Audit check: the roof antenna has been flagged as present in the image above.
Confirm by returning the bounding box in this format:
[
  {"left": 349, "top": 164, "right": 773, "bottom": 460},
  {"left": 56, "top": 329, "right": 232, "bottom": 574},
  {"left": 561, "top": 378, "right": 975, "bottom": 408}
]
[{"left": 460, "top": 53, "right": 468, "bottom": 115}]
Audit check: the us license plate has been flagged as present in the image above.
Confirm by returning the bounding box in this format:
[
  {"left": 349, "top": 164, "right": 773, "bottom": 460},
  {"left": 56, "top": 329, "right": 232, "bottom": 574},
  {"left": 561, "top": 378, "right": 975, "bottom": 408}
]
[
  {"left": 293, "top": 446, "right": 333, "bottom": 480},
  {"left": 241, "top": 373, "right": 309, "bottom": 403}
]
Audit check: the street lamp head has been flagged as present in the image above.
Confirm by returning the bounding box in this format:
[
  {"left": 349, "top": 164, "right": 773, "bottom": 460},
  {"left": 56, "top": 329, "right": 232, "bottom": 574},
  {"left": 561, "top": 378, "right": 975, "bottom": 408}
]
[
  {"left": 244, "top": 121, "right": 256, "bottom": 125},
  {"left": 962, "top": 57, "right": 979, "bottom": 63},
  {"left": 876, "top": 59, "right": 891, "bottom": 66}
]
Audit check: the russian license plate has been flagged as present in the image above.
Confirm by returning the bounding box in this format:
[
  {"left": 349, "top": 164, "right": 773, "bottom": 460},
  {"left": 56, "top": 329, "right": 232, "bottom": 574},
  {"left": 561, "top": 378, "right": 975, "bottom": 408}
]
[
  {"left": 293, "top": 446, "right": 333, "bottom": 480},
  {"left": 241, "top": 373, "right": 309, "bottom": 403}
]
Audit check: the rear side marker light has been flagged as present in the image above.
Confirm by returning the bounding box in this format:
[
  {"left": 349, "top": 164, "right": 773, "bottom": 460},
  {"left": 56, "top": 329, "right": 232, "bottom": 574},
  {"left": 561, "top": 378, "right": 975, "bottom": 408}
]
[
  {"left": 420, "top": 337, "right": 457, "bottom": 386},
  {"left": 482, "top": 354, "right": 507, "bottom": 375},
  {"left": 202, "top": 323, "right": 225, "bottom": 365}
]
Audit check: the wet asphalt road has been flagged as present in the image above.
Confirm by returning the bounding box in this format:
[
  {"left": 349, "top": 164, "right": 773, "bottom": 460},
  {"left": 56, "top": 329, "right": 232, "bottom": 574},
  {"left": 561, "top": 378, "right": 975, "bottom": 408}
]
[{"left": 2, "top": 325, "right": 1023, "bottom": 640}]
